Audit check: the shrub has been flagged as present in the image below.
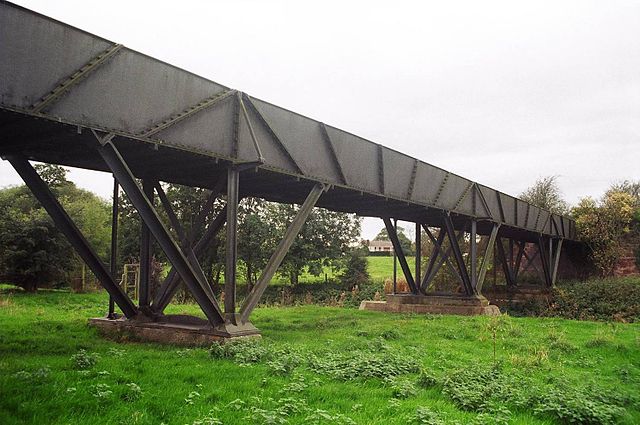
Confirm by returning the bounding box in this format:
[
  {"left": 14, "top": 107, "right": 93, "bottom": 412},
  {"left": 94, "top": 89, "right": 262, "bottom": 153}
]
[{"left": 548, "top": 278, "right": 640, "bottom": 322}]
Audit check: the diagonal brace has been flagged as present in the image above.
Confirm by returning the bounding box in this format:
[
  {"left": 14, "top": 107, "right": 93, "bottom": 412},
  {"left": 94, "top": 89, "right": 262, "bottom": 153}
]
[
  {"left": 442, "top": 214, "right": 473, "bottom": 295},
  {"left": 239, "top": 184, "right": 326, "bottom": 323},
  {"left": 96, "top": 140, "right": 225, "bottom": 326},
  {"left": 152, "top": 205, "right": 227, "bottom": 312},
  {"left": 6, "top": 156, "right": 137, "bottom": 318},
  {"left": 422, "top": 225, "right": 465, "bottom": 291},
  {"left": 383, "top": 217, "right": 417, "bottom": 294}
]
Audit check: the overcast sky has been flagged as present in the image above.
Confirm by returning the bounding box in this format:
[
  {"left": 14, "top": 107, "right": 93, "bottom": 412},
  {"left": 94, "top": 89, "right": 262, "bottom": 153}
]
[{"left": 2, "top": 0, "right": 639, "bottom": 240}]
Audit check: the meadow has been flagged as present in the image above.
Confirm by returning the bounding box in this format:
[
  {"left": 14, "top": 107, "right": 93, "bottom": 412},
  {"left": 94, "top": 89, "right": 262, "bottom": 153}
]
[{"left": 0, "top": 288, "right": 638, "bottom": 424}]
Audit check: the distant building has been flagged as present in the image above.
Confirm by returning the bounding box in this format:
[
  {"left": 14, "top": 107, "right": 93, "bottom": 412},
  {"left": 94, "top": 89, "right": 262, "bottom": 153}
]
[{"left": 367, "top": 239, "right": 394, "bottom": 254}]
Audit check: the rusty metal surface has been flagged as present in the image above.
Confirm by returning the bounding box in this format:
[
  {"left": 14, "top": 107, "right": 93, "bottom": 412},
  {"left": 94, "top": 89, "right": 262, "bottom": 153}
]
[{"left": 0, "top": 1, "right": 576, "bottom": 240}]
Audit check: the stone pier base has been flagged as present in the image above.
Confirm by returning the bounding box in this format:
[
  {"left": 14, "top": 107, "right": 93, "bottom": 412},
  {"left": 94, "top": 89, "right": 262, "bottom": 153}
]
[
  {"left": 360, "top": 294, "right": 500, "bottom": 316},
  {"left": 88, "top": 314, "right": 260, "bottom": 347},
  {"left": 483, "top": 285, "right": 552, "bottom": 308}
]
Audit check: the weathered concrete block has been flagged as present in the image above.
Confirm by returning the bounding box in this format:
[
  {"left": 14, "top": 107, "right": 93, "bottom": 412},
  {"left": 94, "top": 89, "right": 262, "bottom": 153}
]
[{"left": 360, "top": 294, "right": 500, "bottom": 316}]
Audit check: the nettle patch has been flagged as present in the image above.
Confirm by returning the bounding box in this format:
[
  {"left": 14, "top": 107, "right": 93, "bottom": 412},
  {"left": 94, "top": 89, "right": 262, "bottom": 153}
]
[{"left": 207, "top": 338, "right": 636, "bottom": 425}]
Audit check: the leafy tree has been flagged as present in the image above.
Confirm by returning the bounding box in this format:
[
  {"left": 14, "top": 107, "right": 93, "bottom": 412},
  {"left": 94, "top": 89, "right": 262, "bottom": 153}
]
[
  {"left": 573, "top": 191, "right": 635, "bottom": 276},
  {"left": 374, "top": 226, "right": 414, "bottom": 256},
  {"left": 0, "top": 164, "right": 110, "bottom": 291},
  {"left": 520, "top": 176, "right": 569, "bottom": 215},
  {"left": 270, "top": 204, "right": 361, "bottom": 285},
  {"left": 237, "top": 198, "right": 273, "bottom": 290},
  {"left": 339, "top": 246, "right": 370, "bottom": 289}
]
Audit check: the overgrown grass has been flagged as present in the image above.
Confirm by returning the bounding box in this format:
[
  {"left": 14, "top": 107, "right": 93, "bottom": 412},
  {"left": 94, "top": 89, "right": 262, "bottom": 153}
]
[{"left": 0, "top": 289, "right": 639, "bottom": 424}]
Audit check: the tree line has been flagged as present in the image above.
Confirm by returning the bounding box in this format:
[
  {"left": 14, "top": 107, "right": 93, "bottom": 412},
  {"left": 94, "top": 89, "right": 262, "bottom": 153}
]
[{"left": 0, "top": 164, "right": 363, "bottom": 292}]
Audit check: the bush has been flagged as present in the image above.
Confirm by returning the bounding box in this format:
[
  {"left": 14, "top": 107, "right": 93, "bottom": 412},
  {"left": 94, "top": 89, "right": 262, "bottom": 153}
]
[{"left": 548, "top": 278, "right": 640, "bottom": 322}]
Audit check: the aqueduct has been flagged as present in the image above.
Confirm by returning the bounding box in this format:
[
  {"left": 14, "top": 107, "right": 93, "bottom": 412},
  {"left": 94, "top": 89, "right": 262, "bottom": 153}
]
[{"left": 0, "top": 2, "right": 577, "bottom": 340}]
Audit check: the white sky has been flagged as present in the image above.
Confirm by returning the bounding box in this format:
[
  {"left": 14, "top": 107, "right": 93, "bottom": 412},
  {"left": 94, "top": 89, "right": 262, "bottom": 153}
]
[{"left": 2, "top": 0, "right": 639, "bottom": 240}]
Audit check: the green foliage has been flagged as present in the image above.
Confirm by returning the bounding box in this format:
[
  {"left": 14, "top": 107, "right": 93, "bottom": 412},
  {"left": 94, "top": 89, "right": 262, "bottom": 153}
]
[
  {"left": 519, "top": 175, "right": 569, "bottom": 215},
  {"left": 547, "top": 278, "right": 640, "bottom": 322},
  {"left": 339, "top": 247, "right": 370, "bottom": 289},
  {"left": 2, "top": 290, "right": 640, "bottom": 424},
  {"left": 0, "top": 164, "right": 111, "bottom": 291},
  {"left": 573, "top": 190, "right": 636, "bottom": 276}
]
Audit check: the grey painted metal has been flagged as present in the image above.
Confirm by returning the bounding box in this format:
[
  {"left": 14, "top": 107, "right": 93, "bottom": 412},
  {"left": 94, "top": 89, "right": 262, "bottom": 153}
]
[
  {"left": 108, "top": 177, "right": 119, "bottom": 319},
  {"left": 225, "top": 167, "right": 240, "bottom": 320},
  {"left": 7, "top": 155, "right": 138, "bottom": 318},
  {"left": 383, "top": 217, "right": 417, "bottom": 294},
  {"left": 153, "top": 182, "right": 215, "bottom": 302},
  {"left": 138, "top": 180, "right": 153, "bottom": 307},
  {"left": 153, "top": 205, "right": 227, "bottom": 312},
  {"left": 538, "top": 236, "right": 552, "bottom": 287},
  {"left": 421, "top": 226, "right": 465, "bottom": 291},
  {"left": 551, "top": 239, "right": 564, "bottom": 285},
  {"left": 421, "top": 227, "right": 446, "bottom": 291},
  {"left": 392, "top": 219, "right": 397, "bottom": 293},
  {"left": 496, "top": 238, "right": 515, "bottom": 286},
  {"left": 415, "top": 222, "right": 421, "bottom": 287},
  {"left": 443, "top": 214, "right": 473, "bottom": 295},
  {"left": 475, "top": 223, "right": 499, "bottom": 293},
  {"left": 470, "top": 220, "right": 477, "bottom": 290},
  {"left": 239, "top": 183, "right": 326, "bottom": 323},
  {"left": 514, "top": 241, "right": 525, "bottom": 281},
  {"left": 97, "top": 139, "right": 225, "bottom": 325},
  {"left": 31, "top": 43, "right": 123, "bottom": 113},
  {"left": 0, "top": 2, "right": 577, "bottom": 242}
]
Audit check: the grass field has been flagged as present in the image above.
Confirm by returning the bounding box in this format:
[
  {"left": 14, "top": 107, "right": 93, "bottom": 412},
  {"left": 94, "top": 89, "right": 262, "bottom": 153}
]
[
  {"left": 1, "top": 289, "right": 638, "bottom": 424},
  {"left": 270, "top": 256, "right": 414, "bottom": 285}
]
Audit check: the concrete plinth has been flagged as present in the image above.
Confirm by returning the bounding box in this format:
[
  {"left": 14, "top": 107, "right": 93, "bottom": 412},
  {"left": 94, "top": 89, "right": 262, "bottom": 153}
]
[
  {"left": 89, "top": 314, "right": 260, "bottom": 346},
  {"left": 360, "top": 293, "right": 500, "bottom": 316},
  {"left": 483, "top": 285, "right": 552, "bottom": 308}
]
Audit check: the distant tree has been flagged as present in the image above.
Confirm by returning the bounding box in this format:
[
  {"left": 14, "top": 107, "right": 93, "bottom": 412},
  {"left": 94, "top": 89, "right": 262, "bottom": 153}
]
[
  {"left": 374, "top": 226, "right": 414, "bottom": 256},
  {"left": 520, "top": 176, "right": 569, "bottom": 215}
]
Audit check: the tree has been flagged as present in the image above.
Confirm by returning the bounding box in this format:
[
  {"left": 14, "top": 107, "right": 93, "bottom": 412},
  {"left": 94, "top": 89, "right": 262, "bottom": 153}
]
[
  {"left": 339, "top": 246, "right": 370, "bottom": 289},
  {"left": 270, "top": 204, "right": 361, "bottom": 285},
  {"left": 0, "top": 164, "right": 111, "bottom": 291},
  {"left": 374, "top": 226, "right": 414, "bottom": 255},
  {"left": 237, "top": 198, "right": 273, "bottom": 290},
  {"left": 573, "top": 191, "right": 635, "bottom": 276},
  {"left": 520, "top": 176, "right": 569, "bottom": 215}
]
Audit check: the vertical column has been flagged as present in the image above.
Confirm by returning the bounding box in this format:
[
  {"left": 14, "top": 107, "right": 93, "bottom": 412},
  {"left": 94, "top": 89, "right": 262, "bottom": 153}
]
[
  {"left": 225, "top": 166, "right": 240, "bottom": 321},
  {"left": 392, "top": 218, "right": 397, "bottom": 294},
  {"left": 415, "top": 222, "right": 421, "bottom": 288},
  {"left": 470, "top": 220, "right": 477, "bottom": 290},
  {"left": 138, "top": 180, "right": 154, "bottom": 307},
  {"left": 108, "top": 177, "right": 119, "bottom": 319}
]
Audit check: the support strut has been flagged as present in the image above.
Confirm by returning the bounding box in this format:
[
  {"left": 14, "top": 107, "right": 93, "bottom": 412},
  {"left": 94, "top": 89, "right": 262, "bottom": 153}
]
[
  {"left": 383, "top": 217, "right": 417, "bottom": 294},
  {"left": 97, "top": 139, "right": 225, "bottom": 326},
  {"left": 239, "top": 184, "right": 326, "bottom": 323},
  {"left": 7, "top": 156, "right": 137, "bottom": 318}
]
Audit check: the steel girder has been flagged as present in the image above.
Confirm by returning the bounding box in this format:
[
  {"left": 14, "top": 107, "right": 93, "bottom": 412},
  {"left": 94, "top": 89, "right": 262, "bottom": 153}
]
[
  {"left": 96, "top": 138, "right": 226, "bottom": 326},
  {"left": 239, "top": 183, "right": 326, "bottom": 323},
  {"left": 0, "top": 2, "right": 577, "bottom": 243}
]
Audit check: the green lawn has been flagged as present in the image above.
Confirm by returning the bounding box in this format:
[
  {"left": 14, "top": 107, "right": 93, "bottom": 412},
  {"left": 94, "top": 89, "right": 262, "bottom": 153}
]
[
  {"left": 229, "top": 256, "right": 412, "bottom": 285},
  {"left": 0, "top": 290, "right": 638, "bottom": 424}
]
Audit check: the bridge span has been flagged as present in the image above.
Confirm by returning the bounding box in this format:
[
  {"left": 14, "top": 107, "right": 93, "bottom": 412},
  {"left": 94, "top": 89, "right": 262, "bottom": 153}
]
[{"left": 0, "top": 2, "right": 578, "bottom": 337}]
